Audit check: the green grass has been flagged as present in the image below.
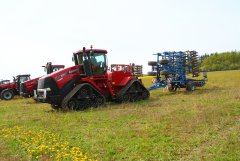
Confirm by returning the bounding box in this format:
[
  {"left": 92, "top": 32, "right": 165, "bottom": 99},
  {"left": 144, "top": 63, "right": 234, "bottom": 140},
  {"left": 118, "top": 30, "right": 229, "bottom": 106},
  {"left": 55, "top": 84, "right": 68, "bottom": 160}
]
[{"left": 0, "top": 70, "right": 240, "bottom": 160}]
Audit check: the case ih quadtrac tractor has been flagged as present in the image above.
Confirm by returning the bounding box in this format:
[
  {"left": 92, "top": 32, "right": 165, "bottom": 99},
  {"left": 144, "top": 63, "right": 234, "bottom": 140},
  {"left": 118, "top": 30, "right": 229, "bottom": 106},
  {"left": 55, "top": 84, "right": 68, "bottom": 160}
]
[
  {"left": 36, "top": 47, "right": 149, "bottom": 110},
  {"left": 20, "top": 63, "right": 65, "bottom": 98},
  {"left": 0, "top": 75, "right": 30, "bottom": 100}
]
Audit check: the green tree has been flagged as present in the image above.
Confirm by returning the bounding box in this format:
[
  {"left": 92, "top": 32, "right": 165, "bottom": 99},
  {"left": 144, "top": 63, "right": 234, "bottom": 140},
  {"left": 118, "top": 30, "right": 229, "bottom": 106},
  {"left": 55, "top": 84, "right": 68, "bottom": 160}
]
[{"left": 200, "top": 51, "right": 240, "bottom": 71}]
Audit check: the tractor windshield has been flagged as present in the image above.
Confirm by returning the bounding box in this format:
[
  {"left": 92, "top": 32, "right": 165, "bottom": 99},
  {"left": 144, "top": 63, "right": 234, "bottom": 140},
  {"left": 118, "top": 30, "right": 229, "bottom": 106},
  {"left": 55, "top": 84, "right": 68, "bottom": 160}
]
[
  {"left": 19, "top": 76, "right": 30, "bottom": 83},
  {"left": 53, "top": 66, "right": 64, "bottom": 72},
  {"left": 90, "top": 52, "right": 107, "bottom": 75},
  {"left": 74, "top": 51, "right": 107, "bottom": 75}
]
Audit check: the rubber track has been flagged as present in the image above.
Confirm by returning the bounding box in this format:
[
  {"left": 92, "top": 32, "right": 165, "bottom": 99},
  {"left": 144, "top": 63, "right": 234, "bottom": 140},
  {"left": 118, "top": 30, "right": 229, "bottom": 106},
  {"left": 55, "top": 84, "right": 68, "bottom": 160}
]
[
  {"left": 61, "top": 83, "right": 105, "bottom": 110},
  {"left": 116, "top": 79, "right": 149, "bottom": 98}
]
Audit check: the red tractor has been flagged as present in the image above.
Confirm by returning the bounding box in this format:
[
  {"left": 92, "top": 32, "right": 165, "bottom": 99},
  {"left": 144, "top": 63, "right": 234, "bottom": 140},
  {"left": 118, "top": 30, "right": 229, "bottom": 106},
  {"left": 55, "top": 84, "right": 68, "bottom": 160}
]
[
  {"left": 0, "top": 75, "right": 30, "bottom": 100},
  {"left": 20, "top": 62, "right": 65, "bottom": 98},
  {"left": 0, "top": 80, "right": 10, "bottom": 85},
  {"left": 36, "top": 47, "right": 149, "bottom": 110},
  {"left": 110, "top": 63, "right": 143, "bottom": 77}
]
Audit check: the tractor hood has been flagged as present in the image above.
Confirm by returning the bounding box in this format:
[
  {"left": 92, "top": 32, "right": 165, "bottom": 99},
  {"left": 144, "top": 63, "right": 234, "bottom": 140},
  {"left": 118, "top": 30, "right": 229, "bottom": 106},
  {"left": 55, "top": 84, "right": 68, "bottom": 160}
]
[
  {"left": 0, "top": 82, "right": 16, "bottom": 89},
  {"left": 22, "top": 77, "right": 41, "bottom": 87},
  {"left": 38, "top": 65, "right": 83, "bottom": 90}
]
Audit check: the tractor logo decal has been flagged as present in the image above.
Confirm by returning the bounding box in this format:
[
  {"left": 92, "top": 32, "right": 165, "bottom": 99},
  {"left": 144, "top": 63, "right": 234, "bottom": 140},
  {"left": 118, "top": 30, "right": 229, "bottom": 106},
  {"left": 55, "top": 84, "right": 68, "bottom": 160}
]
[{"left": 55, "top": 68, "right": 80, "bottom": 80}]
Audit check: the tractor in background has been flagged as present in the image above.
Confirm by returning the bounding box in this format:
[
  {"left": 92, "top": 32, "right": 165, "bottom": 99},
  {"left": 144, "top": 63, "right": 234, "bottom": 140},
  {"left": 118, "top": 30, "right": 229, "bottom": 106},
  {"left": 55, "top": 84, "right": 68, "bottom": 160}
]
[
  {"left": 148, "top": 51, "right": 207, "bottom": 91},
  {"left": 0, "top": 75, "right": 30, "bottom": 100},
  {"left": 20, "top": 62, "right": 65, "bottom": 98},
  {"left": 36, "top": 46, "right": 149, "bottom": 110},
  {"left": 0, "top": 80, "right": 10, "bottom": 85},
  {"left": 110, "top": 63, "right": 143, "bottom": 77}
]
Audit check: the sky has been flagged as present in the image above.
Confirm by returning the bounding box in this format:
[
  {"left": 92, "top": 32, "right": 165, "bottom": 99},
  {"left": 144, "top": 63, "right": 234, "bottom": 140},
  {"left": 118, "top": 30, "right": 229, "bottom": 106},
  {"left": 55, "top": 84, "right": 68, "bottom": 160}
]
[{"left": 0, "top": 0, "right": 240, "bottom": 79}]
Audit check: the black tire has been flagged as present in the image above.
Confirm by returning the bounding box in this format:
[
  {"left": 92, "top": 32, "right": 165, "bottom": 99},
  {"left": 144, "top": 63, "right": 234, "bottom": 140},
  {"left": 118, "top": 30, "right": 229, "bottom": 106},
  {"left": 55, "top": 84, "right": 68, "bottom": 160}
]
[
  {"left": 148, "top": 61, "right": 157, "bottom": 66},
  {"left": 147, "top": 71, "right": 157, "bottom": 76},
  {"left": 166, "top": 84, "right": 175, "bottom": 92},
  {"left": 160, "top": 70, "right": 171, "bottom": 75},
  {"left": 186, "top": 81, "right": 196, "bottom": 91},
  {"left": 1, "top": 89, "right": 14, "bottom": 100},
  {"left": 160, "top": 59, "right": 169, "bottom": 65}
]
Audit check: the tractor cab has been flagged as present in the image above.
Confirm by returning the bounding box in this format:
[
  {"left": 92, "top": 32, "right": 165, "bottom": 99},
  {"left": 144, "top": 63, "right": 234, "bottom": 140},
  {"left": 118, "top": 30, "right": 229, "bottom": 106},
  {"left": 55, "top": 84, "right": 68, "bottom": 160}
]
[
  {"left": 0, "top": 80, "right": 10, "bottom": 85},
  {"left": 14, "top": 74, "right": 31, "bottom": 92},
  {"left": 43, "top": 62, "right": 65, "bottom": 74},
  {"left": 73, "top": 47, "right": 107, "bottom": 77}
]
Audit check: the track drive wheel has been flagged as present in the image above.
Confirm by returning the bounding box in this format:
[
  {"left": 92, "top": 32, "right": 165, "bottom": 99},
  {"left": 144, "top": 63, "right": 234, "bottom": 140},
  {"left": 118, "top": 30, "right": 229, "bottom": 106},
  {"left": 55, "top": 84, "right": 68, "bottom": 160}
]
[{"left": 1, "top": 89, "right": 14, "bottom": 100}]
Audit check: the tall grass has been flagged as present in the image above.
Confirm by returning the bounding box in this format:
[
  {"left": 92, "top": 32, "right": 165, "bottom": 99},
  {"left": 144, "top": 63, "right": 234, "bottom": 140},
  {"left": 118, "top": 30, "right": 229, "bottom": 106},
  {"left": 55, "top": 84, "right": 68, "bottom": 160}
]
[{"left": 0, "top": 70, "right": 240, "bottom": 160}]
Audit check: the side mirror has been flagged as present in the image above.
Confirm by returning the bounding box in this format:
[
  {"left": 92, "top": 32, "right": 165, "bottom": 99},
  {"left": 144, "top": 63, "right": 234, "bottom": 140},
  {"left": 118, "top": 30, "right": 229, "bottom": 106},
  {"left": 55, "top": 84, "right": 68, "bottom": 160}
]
[{"left": 72, "top": 56, "right": 74, "bottom": 62}]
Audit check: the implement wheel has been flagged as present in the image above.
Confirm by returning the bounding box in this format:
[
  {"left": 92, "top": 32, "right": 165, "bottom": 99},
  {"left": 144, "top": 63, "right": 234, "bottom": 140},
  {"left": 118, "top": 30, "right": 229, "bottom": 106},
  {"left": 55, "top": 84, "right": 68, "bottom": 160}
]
[
  {"left": 186, "top": 81, "right": 196, "bottom": 91},
  {"left": 148, "top": 61, "right": 157, "bottom": 66},
  {"left": 160, "top": 70, "right": 171, "bottom": 75},
  {"left": 166, "top": 84, "right": 175, "bottom": 92},
  {"left": 160, "top": 59, "right": 169, "bottom": 65},
  {"left": 147, "top": 71, "right": 157, "bottom": 76}
]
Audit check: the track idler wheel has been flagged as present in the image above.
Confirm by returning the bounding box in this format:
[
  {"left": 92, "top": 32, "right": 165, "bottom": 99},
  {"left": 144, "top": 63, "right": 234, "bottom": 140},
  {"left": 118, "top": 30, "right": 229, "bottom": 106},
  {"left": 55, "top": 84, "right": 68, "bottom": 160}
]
[
  {"left": 93, "top": 95, "right": 105, "bottom": 107},
  {"left": 67, "top": 98, "right": 78, "bottom": 110},
  {"left": 141, "top": 90, "right": 150, "bottom": 100}
]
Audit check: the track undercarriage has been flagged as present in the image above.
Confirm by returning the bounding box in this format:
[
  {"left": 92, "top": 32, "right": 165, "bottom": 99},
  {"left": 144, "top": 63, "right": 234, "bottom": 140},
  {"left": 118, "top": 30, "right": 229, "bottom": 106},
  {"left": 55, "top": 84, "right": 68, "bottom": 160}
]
[{"left": 52, "top": 80, "right": 149, "bottom": 110}]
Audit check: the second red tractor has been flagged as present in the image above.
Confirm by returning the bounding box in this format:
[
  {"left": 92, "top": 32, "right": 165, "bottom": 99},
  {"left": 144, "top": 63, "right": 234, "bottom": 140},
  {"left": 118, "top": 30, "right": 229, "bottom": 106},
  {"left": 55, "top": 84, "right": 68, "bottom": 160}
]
[{"left": 20, "top": 62, "right": 65, "bottom": 98}]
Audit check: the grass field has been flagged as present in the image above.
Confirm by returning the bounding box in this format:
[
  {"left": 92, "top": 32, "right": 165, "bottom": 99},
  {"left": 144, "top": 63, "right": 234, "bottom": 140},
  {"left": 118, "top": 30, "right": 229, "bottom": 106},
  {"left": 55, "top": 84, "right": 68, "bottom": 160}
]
[{"left": 0, "top": 70, "right": 240, "bottom": 160}]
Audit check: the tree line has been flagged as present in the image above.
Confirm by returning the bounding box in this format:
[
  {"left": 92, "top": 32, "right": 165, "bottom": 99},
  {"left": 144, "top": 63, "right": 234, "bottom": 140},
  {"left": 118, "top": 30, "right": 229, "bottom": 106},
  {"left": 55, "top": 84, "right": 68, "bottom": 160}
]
[{"left": 199, "top": 51, "right": 240, "bottom": 71}]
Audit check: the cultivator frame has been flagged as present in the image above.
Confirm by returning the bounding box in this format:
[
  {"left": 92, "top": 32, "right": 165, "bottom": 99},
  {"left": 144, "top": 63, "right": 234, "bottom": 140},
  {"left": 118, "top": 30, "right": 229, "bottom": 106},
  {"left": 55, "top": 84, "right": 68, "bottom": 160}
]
[{"left": 148, "top": 51, "right": 207, "bottom": 91}]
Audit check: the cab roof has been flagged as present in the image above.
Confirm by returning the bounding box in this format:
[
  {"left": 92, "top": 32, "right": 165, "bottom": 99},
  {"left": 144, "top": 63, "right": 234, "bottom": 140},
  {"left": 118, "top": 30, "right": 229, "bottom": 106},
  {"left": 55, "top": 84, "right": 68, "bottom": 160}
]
[
  {"left": 74, "top": 49, "right": 107, "bottom": 54},
  {"left": 52, "top": 65, "right": 65, "bottom": 68},
  {"left": 0, "top": 80, "right": 10, "bottom": 82},
  {"left": 16, "top": 74, "right": 30, "bottom": 77}
]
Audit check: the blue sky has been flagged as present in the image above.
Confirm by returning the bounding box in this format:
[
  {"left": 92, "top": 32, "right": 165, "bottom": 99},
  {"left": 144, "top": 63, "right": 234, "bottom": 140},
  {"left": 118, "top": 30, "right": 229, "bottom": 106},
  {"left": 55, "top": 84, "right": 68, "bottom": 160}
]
[{"left": 0, "top": 0, "right": 239, "bottom": 79}]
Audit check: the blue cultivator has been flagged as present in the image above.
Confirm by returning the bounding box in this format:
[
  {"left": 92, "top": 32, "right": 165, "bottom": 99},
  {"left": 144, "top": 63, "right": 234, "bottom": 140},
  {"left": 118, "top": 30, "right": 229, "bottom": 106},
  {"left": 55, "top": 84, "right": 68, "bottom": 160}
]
[{"left": 148, "top": 51, "right": 207, "bottom": 91}]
